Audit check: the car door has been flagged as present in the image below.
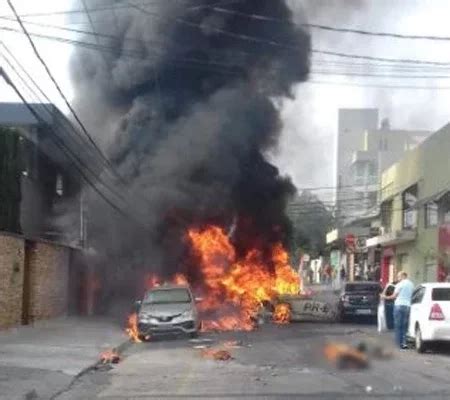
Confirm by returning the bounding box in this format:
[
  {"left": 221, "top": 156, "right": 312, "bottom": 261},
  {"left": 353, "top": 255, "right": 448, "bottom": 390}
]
[{"left": 408, "top": 286, "right": 426, "bottom": 338}]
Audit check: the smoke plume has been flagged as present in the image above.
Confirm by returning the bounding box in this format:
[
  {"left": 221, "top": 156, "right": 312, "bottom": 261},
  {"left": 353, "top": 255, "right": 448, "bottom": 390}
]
[{"left": 70, "top": 0, "right": 310, "bottom": 294}]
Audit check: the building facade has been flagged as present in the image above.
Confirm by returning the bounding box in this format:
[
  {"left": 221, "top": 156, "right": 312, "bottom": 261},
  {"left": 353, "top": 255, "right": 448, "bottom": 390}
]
[
  {"left": 0, "top": 103, "right": 87, "bottom": 328},
  {"left": 0, "top": 102, "right": 82, "bottom": 245},
  {"left": 330, "top": 110, "right": 431, "bottom": 281},
  {"left": 367, "top": 123, "right": 450, "bottom": 285},
  {"left": 336, "top": 108, "right": 379, "bottom": 225}
]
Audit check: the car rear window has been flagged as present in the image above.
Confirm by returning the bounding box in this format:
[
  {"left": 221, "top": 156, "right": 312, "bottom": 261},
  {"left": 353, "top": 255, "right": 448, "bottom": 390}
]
[
  {"left": 345, "top": 283, "right": 380, "bottom": 292},
  {"left": 432, "top": 288, "right": 450, "bottom": 301}
]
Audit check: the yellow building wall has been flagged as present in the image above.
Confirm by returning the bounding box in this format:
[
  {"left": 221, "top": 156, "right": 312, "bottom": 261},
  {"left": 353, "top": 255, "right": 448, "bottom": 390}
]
[{"left": 378, "top": 123, "right": 450, "bottom": 283}]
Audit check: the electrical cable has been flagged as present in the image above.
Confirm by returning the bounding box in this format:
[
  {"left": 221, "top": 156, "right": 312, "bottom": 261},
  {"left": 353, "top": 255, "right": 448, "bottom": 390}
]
[
  {"left": 6, "top": 0, "right": 127, "bottom": 187},
  {"left": 0, "top": 66, "right": 150, "bottom": 232}
]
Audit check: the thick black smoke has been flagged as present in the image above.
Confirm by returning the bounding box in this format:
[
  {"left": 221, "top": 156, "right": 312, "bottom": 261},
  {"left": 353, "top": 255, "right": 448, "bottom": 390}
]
[{"left": 71, "top": 0, "right": 310, "bottom": 294}]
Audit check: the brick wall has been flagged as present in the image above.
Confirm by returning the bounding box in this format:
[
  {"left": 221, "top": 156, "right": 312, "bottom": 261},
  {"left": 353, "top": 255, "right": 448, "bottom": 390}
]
[
  {"left": 0, "top": 232, "right": 74, "bottom": 329},
  {"left": 28, "top": 242, "right": 71, "bottom": 321},
  {"left": 0, "top": 233, "right": 25, "bottom": 328}
]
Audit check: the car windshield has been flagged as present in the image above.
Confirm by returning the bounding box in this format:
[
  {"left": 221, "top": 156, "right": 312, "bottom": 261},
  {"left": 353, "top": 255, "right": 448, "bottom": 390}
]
[
  {"left": 143, "top": 289, "right": 191, "bottom": 304},
  {"left": 345, "top": 284, "right": 379, "bottom": 292},
  {"left": 432, "top": 288, "right": 450, "bottom": 301}
]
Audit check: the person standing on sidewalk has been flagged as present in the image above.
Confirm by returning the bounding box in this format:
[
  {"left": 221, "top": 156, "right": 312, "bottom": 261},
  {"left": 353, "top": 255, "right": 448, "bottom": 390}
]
[{"left": 382, "top": 271, "right": 414, "bottom": 349}]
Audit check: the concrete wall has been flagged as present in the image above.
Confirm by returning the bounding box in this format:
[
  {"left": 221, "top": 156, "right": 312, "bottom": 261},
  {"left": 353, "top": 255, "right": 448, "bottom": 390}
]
[
  {"left": 0, "top": 232, "right": 73, "bottom": 329},
  {"left": 28, "top": 242, "right": 71, "bottom": 321},
  {"left": 0, "top": 234, "right": 24, "bottom": 328}
]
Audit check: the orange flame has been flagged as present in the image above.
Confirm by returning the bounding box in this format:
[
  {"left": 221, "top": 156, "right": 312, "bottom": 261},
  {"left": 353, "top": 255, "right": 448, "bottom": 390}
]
[
  {"left": 126, "top": 313, "right": 142, "bottom": 343},
  {"left": 273, "top": 303, "right": 291, "bottom": 324},
  {"left": 188, "top": 225, "right": 300, "bottom": 331},
  {"left": 173, "top": 273, "right": 188, "bottom": 285}
]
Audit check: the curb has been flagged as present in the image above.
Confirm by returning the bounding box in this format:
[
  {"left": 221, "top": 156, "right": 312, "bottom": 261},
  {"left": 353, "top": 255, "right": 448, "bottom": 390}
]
[{"left": 49, "top": 338, "right": 132, "bottom": 400}]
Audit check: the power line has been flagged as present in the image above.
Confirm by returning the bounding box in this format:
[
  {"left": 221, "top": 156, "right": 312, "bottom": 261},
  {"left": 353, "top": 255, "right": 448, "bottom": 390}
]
[
  {"left": 6, "top": 0, "right": 129, "bottom": 188},
  {"left": 0, "top": 66, "right": 150, "bottom": 231},
  {"left": 4, "top": 10, "right": 450, "bottom": 70},
  {"left": 306, "top": 23, "right": 450, "bottom": 42},
  {"left": 5, "top": 24, "right": 450, "bottom": 86},
  {"left": 127, "top": 1, "right": 450, "bottom": 68},
  {"left": 5, "top": 16, "right": 450, "bottom": 77},
  {"left": 0, "top": 46, "right": 132, "bottom": 208},
  {"left": 196, "top": 6, "right": 450, "bottom": 42},
  {"left": 306, "top": 79, "right": 450, "bottom": 91},
  {"left": 0, "top": 3, "right": 132, "bottom": 20},
  {"left": 80, "top": 0, "right": 100, "bottom": 46}
]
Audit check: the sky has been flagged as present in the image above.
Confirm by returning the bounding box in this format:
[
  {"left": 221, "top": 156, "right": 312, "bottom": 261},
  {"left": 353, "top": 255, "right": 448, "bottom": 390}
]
[{"left": 2, "top": 0, "right": 450, "bottom": 201}]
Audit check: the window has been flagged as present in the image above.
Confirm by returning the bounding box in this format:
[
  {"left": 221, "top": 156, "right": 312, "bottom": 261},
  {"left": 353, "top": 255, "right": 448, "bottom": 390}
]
[
  {"left": 403, "top": 184, "right": 418, "bottom": 229},
  {"left": 438, "top": 192, "right": 450, "bottom": 224},
  {"left": 425, "top": 201, "right": 438, "bottom": 228},
  {"left": 143, "top": 289, "right": 191, "bottom": 304},
  {"left": 345, "top": 283, "right": 380, "bottom": 292},
  {"left": 411, "top": 286, "right": 426, "bottom": 304},
  {"left": 432, "top": 288, "right": 450, "bottom": 301},
  {"left": 381, "top": 200, "right": 393, "bottom": 232}
]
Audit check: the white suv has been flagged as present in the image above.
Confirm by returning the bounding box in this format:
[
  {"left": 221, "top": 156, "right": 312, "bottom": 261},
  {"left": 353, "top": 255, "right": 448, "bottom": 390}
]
[{"left": 407, "top": 283, "right": 450, "bottom": 353}]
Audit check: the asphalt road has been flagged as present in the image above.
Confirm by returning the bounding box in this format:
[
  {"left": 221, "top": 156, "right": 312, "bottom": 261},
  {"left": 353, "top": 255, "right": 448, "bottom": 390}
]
[{"left": 57, "top": 321, "right": 450, "bottom": 400}]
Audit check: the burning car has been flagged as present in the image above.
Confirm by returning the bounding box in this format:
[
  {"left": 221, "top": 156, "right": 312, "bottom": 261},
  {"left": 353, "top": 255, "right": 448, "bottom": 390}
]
[{"left": 135, "top": 284, "right": 201, "bottom": 339}]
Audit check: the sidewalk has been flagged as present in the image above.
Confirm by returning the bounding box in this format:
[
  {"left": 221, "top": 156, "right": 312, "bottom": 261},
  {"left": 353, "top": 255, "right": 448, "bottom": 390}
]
[{"left": 0, "top": 317, "right": 127, "bottom": 400}]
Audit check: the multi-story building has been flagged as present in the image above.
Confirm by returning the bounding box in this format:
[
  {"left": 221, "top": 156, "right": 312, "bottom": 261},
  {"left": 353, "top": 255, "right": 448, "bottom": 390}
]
[
  {"left": 367, "top": 123, "right": 450, "bottom": 285},
  {"left": 0, "top": 102, "right": 86, "bottom": 328},
  {"left": 0, "top": 102, "right": 82, "bottom": 244},
  {"left": 336, "top": 108, "right": 379, "bottom": 225},
  {"left": 328, "top": 110, "right": 431, "bottom": 280},
  {"left": 349, "top": 118, "right": 430, "bottom": 220}
]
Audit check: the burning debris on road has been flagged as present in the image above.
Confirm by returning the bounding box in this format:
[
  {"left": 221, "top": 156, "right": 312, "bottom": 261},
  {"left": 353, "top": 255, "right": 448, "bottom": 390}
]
[
  {"left": 99, "top": 349, "right": 121, "bottom": 364},
  {"left": 201, "top": 348, "right": 233, "bottom": 361},
  {"left": 323, "top": 342, "right": 369, "bottom": 370},
  {"left": 273, "top": 303, "right": 291, "bottom": 324}
]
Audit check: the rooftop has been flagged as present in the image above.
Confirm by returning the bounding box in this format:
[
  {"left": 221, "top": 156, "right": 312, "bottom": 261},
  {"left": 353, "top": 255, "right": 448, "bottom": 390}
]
[{"left": 0, "top": 102, "right": 55, "bottom": 125}]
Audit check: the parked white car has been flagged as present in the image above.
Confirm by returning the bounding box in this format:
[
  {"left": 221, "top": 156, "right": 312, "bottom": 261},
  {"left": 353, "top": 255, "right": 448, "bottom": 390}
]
[{"left": 407, "top": 283, "right": 450, "bottom": 353}]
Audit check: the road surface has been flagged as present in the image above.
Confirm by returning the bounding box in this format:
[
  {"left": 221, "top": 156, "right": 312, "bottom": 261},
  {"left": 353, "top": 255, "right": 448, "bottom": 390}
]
[{"left": 56, "top": 322, "right": 450, "bottom": 400}]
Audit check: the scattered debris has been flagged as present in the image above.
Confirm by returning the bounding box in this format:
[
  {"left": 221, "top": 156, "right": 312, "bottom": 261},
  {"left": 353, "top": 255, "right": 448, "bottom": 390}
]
[
  {"left": 99, "top": 349, "right": 121, "bottom": 364},
  {"left": 323, "top": 342, "right": 369, "bottom": 369},
  {"left": 365, "top": 386, "right": 373, "bottom": 393},
  {"left": 201, "top": 348, "right": 233, "bottom": 361},
  {"left": 356, "top": 339, "right": 393, "bottom": 360}
]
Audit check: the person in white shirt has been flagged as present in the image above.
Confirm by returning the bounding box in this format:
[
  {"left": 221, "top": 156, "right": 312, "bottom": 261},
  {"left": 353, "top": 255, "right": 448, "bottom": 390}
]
[{"left": 382, "top": 271, "right": 414, "bottom": 349}]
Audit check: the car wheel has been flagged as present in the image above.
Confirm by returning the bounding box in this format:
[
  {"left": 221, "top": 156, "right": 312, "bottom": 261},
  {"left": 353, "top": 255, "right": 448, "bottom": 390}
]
[
  {"left": 189, "top": 331, "right": 199, "bottom": 339},
  {"left": 415, "top": 325, "right": 427, "bottom": 353}
]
